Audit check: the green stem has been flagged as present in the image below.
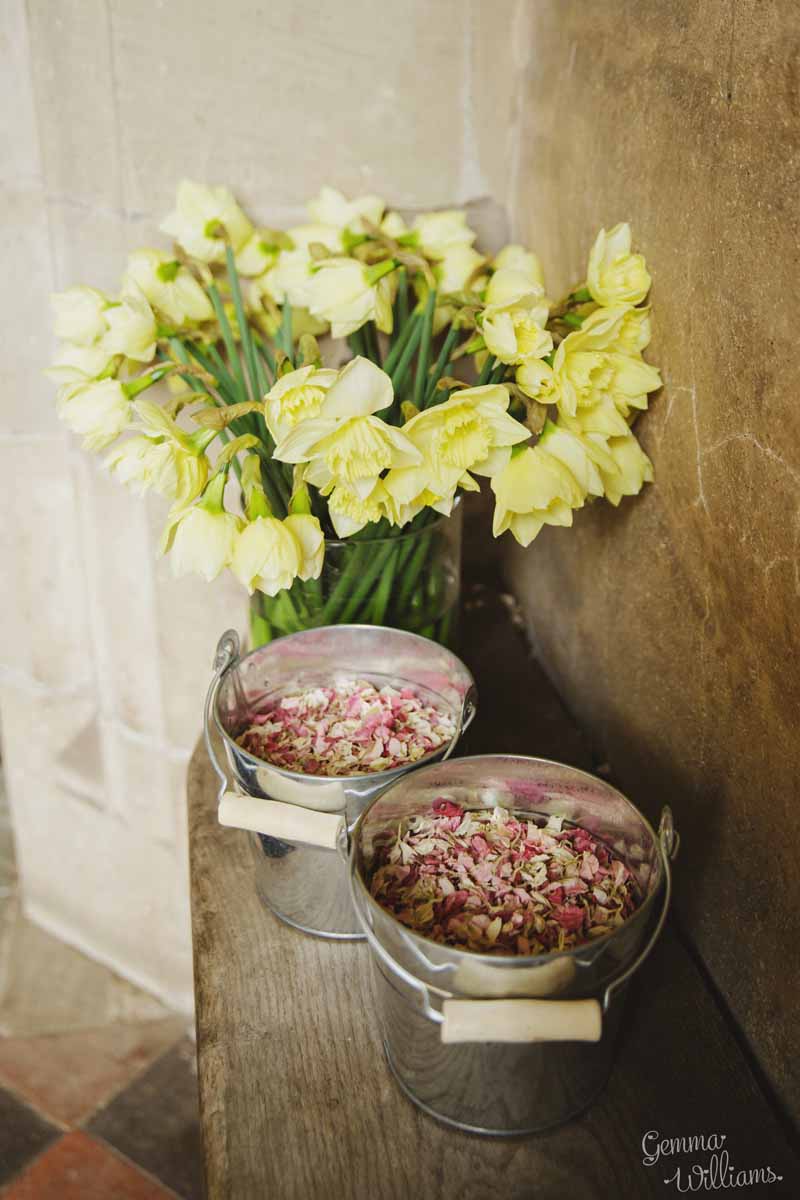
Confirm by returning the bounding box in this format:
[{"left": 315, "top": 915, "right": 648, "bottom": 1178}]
[
  {"left": 369, "top": 545, "right": 398, "bottom": 624},
  {"left": 477, "top": 353, "right": 497, "bottom": 386},
  {"left": 280, "top": 302, "right": 293, "bottom": 359},
  {"left": 394, "top": 267, "right": 408, "bottom": 330},
  {"left": 318, "top": 545, "right": 369, "bottom": 624},
  {"left": 272, "top": 588, "right": 304, "bottom": 633},
  {"left": 489, "top": 361, "right": 507, "bottom": 385},
  {"left": 250, "top": 600, "right": 272, "bottom": 648},
  {"left": 383, "top": 312, "right": 420, "bottom": 377},
  {"left": 347, "top": 329, "right": 366, "bottom": 360},
  {"left": 254, "top": 445, "right": 289, "bottom": 515},
  {"left": 363, "top": 321, "right": 382, "bottom": 366},
  {"left": 391, "top": 319, "right": 424, "bottom": 397},
  {"left": 424, "top": 322, "right": 460, "bottom": 408},
  {"left": 225, "top": 245, "right": 261, "bottom": 402},
  {"left": 199, "top": 343, "right": 239, "bottom": 399},
  {"left": 397, "top": 530, "right": 433, "bottom": 610},
  {"left": 207, "top": 284, "right": 248, "bottom": 401},
  {"left": 338, "top": 542, "right": 398, "bottom": 623},
  {"left": 253, "top": 334, "right": 276, "bottom": 383},
  {"left": 437, "top": 605, "right": 455, "bottom": 648},
  {"left": 413, "top": 288, "right": 437, "bottom": 411}
]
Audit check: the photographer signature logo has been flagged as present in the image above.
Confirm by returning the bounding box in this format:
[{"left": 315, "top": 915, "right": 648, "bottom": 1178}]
[{"left": 642, "top": 1131, "right": 784, "bottom": 1192}]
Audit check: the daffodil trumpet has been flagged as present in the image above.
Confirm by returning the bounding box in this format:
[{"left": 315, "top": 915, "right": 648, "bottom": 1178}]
[{"left": 48, "top": 179, "right": 659, "bottom": 649}]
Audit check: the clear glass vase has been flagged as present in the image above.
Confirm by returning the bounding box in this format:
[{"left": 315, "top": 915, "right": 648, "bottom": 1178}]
[{"left": 248, "top": 504, "right": 462, "bottom": 650}]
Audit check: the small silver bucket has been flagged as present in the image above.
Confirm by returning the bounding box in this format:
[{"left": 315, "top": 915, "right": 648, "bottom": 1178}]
[
  {"left": 203, "top": 626, "right": 477, "bottom": 940},
  {"left": 349, "top": 755, "right": 679, "bottom": 1134}
]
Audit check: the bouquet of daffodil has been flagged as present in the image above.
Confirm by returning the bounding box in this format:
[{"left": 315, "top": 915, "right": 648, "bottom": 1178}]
[{"left": 47, "top": 181, "right": 660, "bottom": 648}]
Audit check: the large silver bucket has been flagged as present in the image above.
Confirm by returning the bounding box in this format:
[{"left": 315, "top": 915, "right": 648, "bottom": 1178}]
[
  {"left": 204, "top": 626, "right": 477, "bottom": 940},
  {"left": 349, "top": 755, "right": 678, "bottom": 1133}
]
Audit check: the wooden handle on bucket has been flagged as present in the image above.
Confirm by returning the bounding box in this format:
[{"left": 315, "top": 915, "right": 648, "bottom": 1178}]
[
  {"left": 440, "top": 997, "right": 602, "bottom": 1044},
  {"left": 218, "top": 792, "right": 343, "bottom": 850}
]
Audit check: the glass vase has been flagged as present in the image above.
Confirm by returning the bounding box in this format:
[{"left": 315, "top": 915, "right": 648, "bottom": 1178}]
[{"left": 248, "top": 505, "right": 462, "bottom": 650}]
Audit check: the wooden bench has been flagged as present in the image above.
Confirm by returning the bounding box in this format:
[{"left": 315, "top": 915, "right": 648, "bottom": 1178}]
[{"left": 187, "top": 576, "right": 798, "bottom": 1198}]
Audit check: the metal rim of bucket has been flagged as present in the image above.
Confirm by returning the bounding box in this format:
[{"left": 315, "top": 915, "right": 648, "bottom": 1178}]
[
  {"left": 348, "top": 753, "right": 678, "bottom": 1033},
  {"left": 350, "top": 753, "right": 672, "bottom": 971},
  {"left": 209, "top": 624, "right": 478, "bottom": 789}
]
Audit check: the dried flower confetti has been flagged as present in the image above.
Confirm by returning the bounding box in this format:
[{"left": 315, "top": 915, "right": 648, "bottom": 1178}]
[
  {"left": 235, "top": 678, "right": 456, "bottom": 776},
  {"left": 368, "top": 802, "right": 640, "bottom": 955}
]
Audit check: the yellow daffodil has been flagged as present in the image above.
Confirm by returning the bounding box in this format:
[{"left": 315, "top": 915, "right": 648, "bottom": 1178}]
[
  {"left": 263, "top": 223, "right": 343, "bottom": 308},
  {"left": 231, "top": 516, "right": 303, "bottom": 595},
  {"left": 45, "top": 342, "right": 117, "bottom": 383},
  {"left": 284, "top": 514, "right": 325, "bottom": 580},
  {"left": 592, "top": 432, "right": 654, "bottom": 506},
  {"left": 274, "top": 357, "right": 419, "bottom": 498},
  {"left": 559, "top": 398, "right": 631, "bottom": 439},
  {"left": 307, "top": 186, "right": 385, "bottom": 234},
  {"left": 515, "top": 357, "right": 557, "bottom": 406},
  {"left": 411, "top": 210, "right": 476, "bottom": 259},
  {"left": 51, "top": 286, "right": 109, "bottom": 345},
  {"left": 587, "top": 222, "right": 651, "bottom": 307},
  {"left": 235, "top": 235, "right": 274, "bottom": 278},
  {"left": 563, "top": 308, "right": 661, "bottom": 411},
  {"left": 56, "top": 378, "right": 131, "bottom": 451},
  {"left": 491, "top": 444, "right": 586, "bottom": 546},
  {"left": 537, "top": 420, "right": 608, "bottom": 497},
  {"left": 103, "top": 291, "right": 157, "bottom": 362},
  {"left": 481, "top": 268, "right": 552, "bottom": 366},
  {"left": 383, "top": 384, "right": 529, "bottom": 513},
  {"left": 123, "top": 249, "right": 213, "bottom": 326},
  {"left": 325, "top": 479, "right": 393, "bottom": 537},
  {"left": 263, "top": 364, "right": 338, "bottom": 444},
  {"left": 435, "top": 244, "right": 487, "bottom": 294},
  {"left": 604, "top": 352, "right": 662, "bottom": 415},
  {"left": 104, "top": 400, "right": 213, "bottom": 504},
  {"left": 516, "top": 307, "right": 660, "bottom": 419},
  {"left": 492, "top": 245, "right": 545, "bottom": 291},
  {"left": 616, "top": 306, "right": 652, "bottom": 355},
  {"left": 104, "top": 435, "right": 208, "bottom": 504},
  {"left": 306, "top": 258, "right": 395, "bottom": 337},
  {"left": 166, "top": 472, "right": 241, "bottom": 581},
  {"left": 380, "top": 211, "right": 409, "bottom": 240},
  {"left": 160, "top": 180, "right": 253, "bottom": 264}
]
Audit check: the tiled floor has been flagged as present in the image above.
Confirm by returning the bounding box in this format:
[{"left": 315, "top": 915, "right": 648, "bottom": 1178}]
[{"left": 0, "top": 775, "right": 205, "bottom": 1198}]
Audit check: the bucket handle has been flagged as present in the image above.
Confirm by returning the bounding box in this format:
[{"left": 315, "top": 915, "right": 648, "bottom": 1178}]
[
  {"left": 360, "top": 805, "right": 678, "bottom": 1045},
  {"left": 203, "top": 628, "right": 242, "bottom": 799},
  {"left": 441, "top": 684, "right": 478, "bottom": 763},
  {"left": 203, "top": 629, "right": 345, "bottom": 850}
]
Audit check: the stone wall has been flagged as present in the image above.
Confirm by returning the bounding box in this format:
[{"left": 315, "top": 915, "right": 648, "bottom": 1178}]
[
  {"left": 505, "top": 0, "right": 800, "bottom": 1120},
  {"left": 4, "top": 0, "right": 795, "bottom": 1118},
  {"left": 0, "top": 0, "right": 524, "bottom": 1009}
]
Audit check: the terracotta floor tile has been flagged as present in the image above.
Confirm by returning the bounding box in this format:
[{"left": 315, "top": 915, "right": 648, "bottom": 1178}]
[
  {"left": 0, "top": 1085, "right": 58, "bottom": 1187},
  {"left": 88, "top": 1040, "right": 204, "bottom": 1200},
  {"left": 0, "top": 1131, "right": 177, "bottom": 1199},
  {"left": 0, "top": 1017, "right": 186, "bottom": 1126}
]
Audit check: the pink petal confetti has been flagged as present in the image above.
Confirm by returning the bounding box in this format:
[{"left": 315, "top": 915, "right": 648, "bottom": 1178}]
[
  {"left": 368, "top": 802, "right": 640, "bottom": 956},
  {"left": 235, "top": 678, "right": 456, "bottom": 777}
]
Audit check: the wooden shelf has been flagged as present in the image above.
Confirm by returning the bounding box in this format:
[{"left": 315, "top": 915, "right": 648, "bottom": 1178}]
[{"left": 187, "top": 580, "right": 798, "bottom": 1198}]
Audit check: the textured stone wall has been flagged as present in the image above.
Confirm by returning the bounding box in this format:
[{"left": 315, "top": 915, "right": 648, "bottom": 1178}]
[
  {"left": 0, "top": 0, "right": 526, "bottom": 1008},
  {"left": 505, "top": 0, "right": 800, "bottom": 1119}
]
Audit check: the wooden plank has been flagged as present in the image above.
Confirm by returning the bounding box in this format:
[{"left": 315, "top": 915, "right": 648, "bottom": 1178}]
[{"left": 188, "top": 586, "right": 798, "bottom": 1198}]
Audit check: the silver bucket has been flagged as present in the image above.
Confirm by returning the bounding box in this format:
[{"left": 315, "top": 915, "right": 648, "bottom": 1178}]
[
  {"left": 203, "top": 626, "right": 477, "bottom": 940},
  {"left": 349, "top": 755, "right": 679, "bottom": 1134}
]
